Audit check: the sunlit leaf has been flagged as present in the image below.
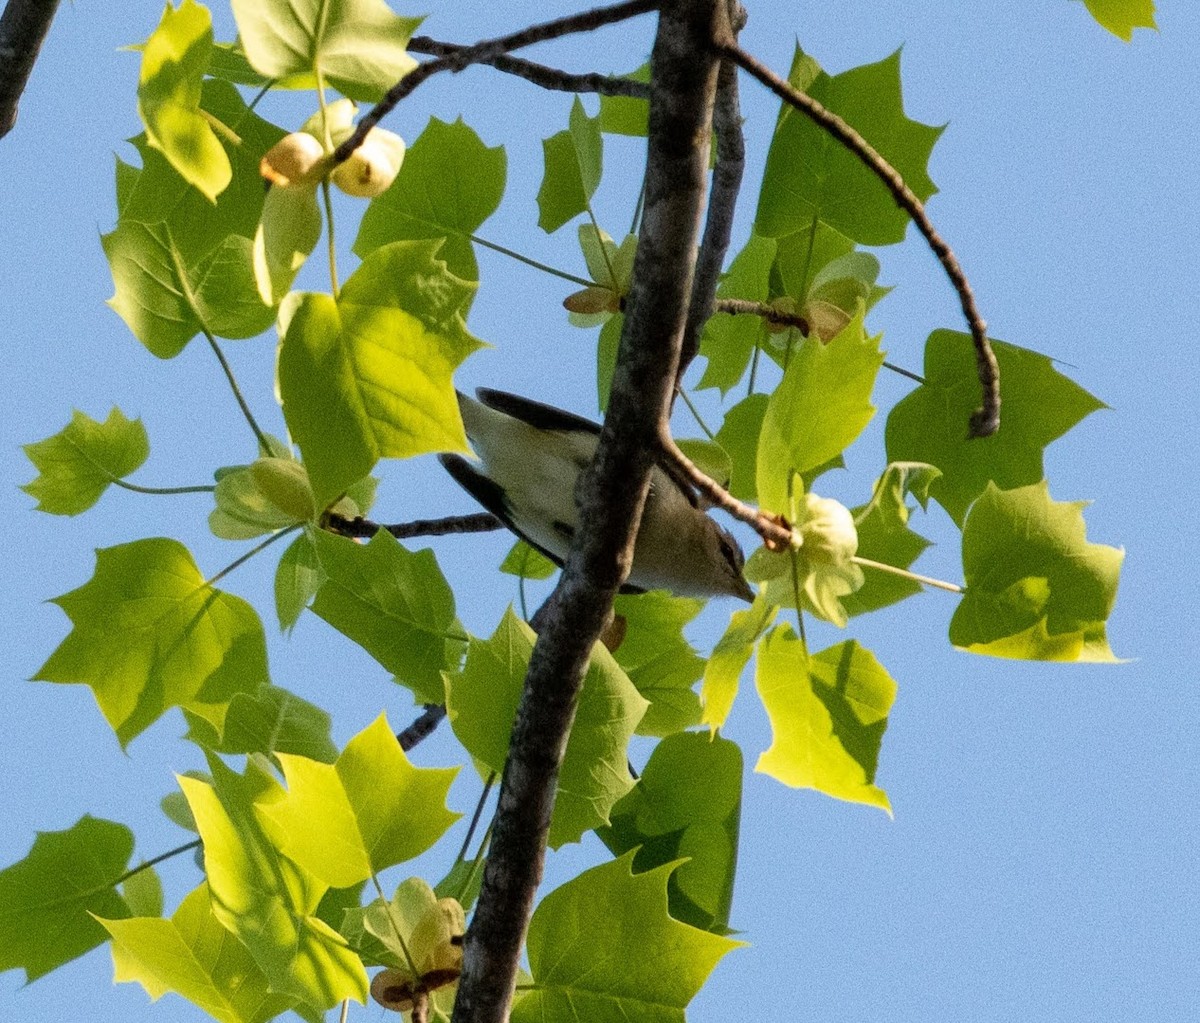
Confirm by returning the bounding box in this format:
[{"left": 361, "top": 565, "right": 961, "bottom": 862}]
[
  {"left": 0, "top": 817, "right": 133, "bottom": 981},
  {"left": 537, "top": 96, "right": 602, "bottom": 233},
  {"left": 275, "top": 531, "right": 323, "bottom": 631},
  {"left": 952, "top": 481, "right": 1124, "bottom": 661},
  {"left": 22, "top": 409, "right": 149, "bottom": 515},
  {"left": 498, "top": 539, "right": 557, "bottom": 581},
  {"left": 1081, "top": 0, "right": 1156, "bottom": 40},
  {"left": 700, "top": 595, "right": 777, "bottom": 730},
  {"left": 35, "top": 538, "right": 268, "bottom": 746},
  {"left": 184, "top": 684, "right": 338, "bottom": 763},
  {"left": 755, "top": 626, "right": 895, "bottom": 812},
  {"left": 885, "top": 331, "right": 1107, "bottom": 524}
]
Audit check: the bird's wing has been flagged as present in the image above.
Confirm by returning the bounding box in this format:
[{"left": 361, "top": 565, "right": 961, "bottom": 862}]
[{"left": 475, "top": 388, "right": 602, "bottom": 436}]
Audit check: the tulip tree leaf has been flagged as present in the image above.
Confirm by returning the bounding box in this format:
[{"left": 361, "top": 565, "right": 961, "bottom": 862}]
[
  {"left": 755, "top": 626, "right": 895, "bottom": 812},
  {"left": 1082, "top": 0, "right": 1156, "bottom": 40},
  {"left": 34, "top": 538, "right": 268, "bottom": 746},
  {"left": 275, "top": 531, "right": 324, "bottom": 632},
  {"left": 499, "top": 539, "right": 558, "bottom": 581},
  {"left": 885, "top": 331, "right": 1107, "bottom": 524},
  {"left": 756, "top": 308, "right": 883, "bottom": 514},
  {"left": 252, "top": 182, "right": 322, "bottom": 306},
  {"left": 597, "top": 63, "right": 650, "bottom": 136},
  {"left": 698, "top": 232, "right": 776, "bottom": 394},
  {"left": 952, "top": 481, "right": 1124, "bottom": 662},
  {"left": 309, "top": 530, "right": 462, "bottom": 705},
  {"left": 355, "top": 116, "right": 507, "bottom": 282},
  {"left": 756, "top": 47, "right": 942, "bottom": 246},
  {"left": 230, "top": 0, "right": 421, "bottom": 102},
  {"left": 180, "top": 757, "right": 367, "bottom": 1009},
  {"left": 514, "top": 854, "right": 744, "bottom": 1023},
  {"left": 538, "top": 96, "right": 603, "bottom": 233},
  {"left": 277, "top": 239, "right": 480, "bottom": 510},
  {"left": 0, "top": 816, "right": 134, "bottom": 981},
  {"left": 184, "top": 684, "right": 338, "bottom": 764},
  {"left": 446, "top": 608, "right": 647, "bottom": 848},
  {"left": 137, "top": 0, "right": 230, "bottom": 202},
  {"left": 102, "top": 881, "right": 301, "bottom": 1023},
  {"left": 22, "top": 408, "right": 150, "bottom": 515},
  {"left": 842, "top": 462, "right": 940, "bottom": 617},
  {"left": 612, "top": 591, "right": 706, "bottom": 736},
  {"left": 257, "top": 714, "right": 459, "bottom": 888},
  {"left": 700, "top": 595, "right": 777, "bottom": 730},
  {"left": 715, "top": 393, "right": 769, "bottom": 503},
  {"left": 597, "top": 732, "right": 742, "bottom": 933}
]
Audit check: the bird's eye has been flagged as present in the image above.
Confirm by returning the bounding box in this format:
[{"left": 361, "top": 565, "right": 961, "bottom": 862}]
[{"left": 718, "top": 529, "right": 745, "bottom": 572}]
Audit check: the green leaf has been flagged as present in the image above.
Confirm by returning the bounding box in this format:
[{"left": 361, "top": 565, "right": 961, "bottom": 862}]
[
  {"left": 276, "top": 531, "right": 324, "bottom": 631},
  {"left": 22, "top": 408, "right": 149, "bottom": 515},
  {"left": 184, "top": 684, "right": 338, "bottom": 763},
  {"left": 137, "top": 0, "right": 230, "bottom": 203},
  {"left": 675, "top": 438, "right": 731, "bottom": 492},
  {"left": 0, "top": 816, "right": 133, "bottom": 981},
  {"left": 514, "top": 854, "right": 743, "bottom": 1023},
  {"left": 230, "top": 0, "right": 421, "bottom": 102},
  {"left": 885, "top": 330, "right": 1107, "bottom": 524},
  {"left": 181, "top": 757, "right": 368, "bottom": 1009},
  {"left": 756, "top": 48, "right": 942, "bottom": 246},
  {"left": 841, "top": 462, "right": 939, "bottom": 617},
  {"left": 756, "top": 309, "right": 883, "bottom": 514},
  {"left": 107, "top": 80, "right": 283, "bottom": 354},
  {"left": 771, "top": 220, "right": 855, "bottom": 301},
  {"left": 714, "top": 393, "right": 768, "bottom": 503},
  {"left": 35, "top": 538, "right": 268, "bottom": 746},
  {"left": 612, "top": 591, "right": 706, "bottom": 736},
  {"left": 251, "top": 182, "right": 322, "bottom": 305},
  {"left": 122, "top": 866, "right": 164, "bottom": 919},
  {"left": 102, "top": 881, "right": 300, "bottom": 1023},
  {"left": 498, "top": 539, "right": 557, "bottom": 581},
  {"left": 596, "top": 311, "right": 624, "bottom": 411},
  {"left": 597, "top": 64, "right": 649, "bottom": 136},
  {"left": 952, "top": 481, "right": 1124, "bottom": 661},
  {"left": 277, "top": 240, "right": 480, "bottom": 510},
  {"left": 755, "top": 626, "right": 895, "bottom": 812},
  {"left": 698, "top": 232, "right": 776, "bottom": 394},
  {"left": 161, "top": 785, "right": 201, "bottom": 833},
  {"left": 700, "top": 595, "right": 777, "bottom": 730},
  {"left": 537, "top": 96, "right": 603, "bottom": 233},
  {"left": 257, "top": 714, "right": 459, "bottom": 888},
  {"left": 446, "top": 609, "right": 647, "bottom": 848},
  {"left": 309, "top": 530, "right": 462, "bottom": 704},
  {"left": 598, "top": 732, "right": 742, "bottom": 932},
  {"left": 1082, "top": 0, "right": 1156, "bottom": 40},
  {"left": 209, "top": 463, "right": 300, "bottom": 540},
  {"left": 355, "top": 116, "right": 506, "bottom": 282}
]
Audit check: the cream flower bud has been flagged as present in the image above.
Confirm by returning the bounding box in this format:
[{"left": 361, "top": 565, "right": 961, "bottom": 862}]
[
  {"left": 797, "top": 492, "right": 858, "bottom": 566},
  {"left": 259, "top": 131, "right": 327, "bottom": 188},
  {"left": 331, "top": 127, "right": 406, "bottom": 198}
]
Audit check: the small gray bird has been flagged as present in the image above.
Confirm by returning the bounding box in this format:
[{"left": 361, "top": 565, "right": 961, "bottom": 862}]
[{"left": 440, "top": 389, "right": 754, "bottom": 602}]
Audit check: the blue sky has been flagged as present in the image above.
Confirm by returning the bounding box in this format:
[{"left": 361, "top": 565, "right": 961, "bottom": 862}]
[{"left": 1, "top": 2, "right": 1197, "bottom": 1021}]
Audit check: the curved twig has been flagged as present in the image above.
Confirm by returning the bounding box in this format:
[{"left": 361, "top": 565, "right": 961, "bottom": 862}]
[
  {"left": 335, "top": 0, "right": 660, "bottom": 165},
  {"left": 408, "top": 36, "right": 651, "bottom": 98},
  {"left": 324, "top": 512, "right": 502, "bottom": 540},
  {"left": 718, "top": 42, "right": 1000, "bottom": 437}
]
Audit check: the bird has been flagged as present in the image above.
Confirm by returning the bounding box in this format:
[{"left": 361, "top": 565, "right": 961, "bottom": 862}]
[{"left": 439, "top": 389, "right": 754, "bottom": 602}]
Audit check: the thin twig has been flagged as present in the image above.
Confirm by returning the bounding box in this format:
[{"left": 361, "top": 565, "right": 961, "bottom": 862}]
[
  {"left": 397, "top": 704, "right": 448, "bottom": 752},
  {"left": 714, "top": 297, "right": 807, "bottom": 331},
  {"left": 719, "top": 42, "right": 1000, "bottom": 437},
  {"left": 324, "top": 511, "right": 502, "bottom": 540},
  {"left": 0, "top": 0, "right": 61, "bottom": 138},
  {"left": 112, "top": 839, "right": 203, "bottom": 887},
  {"left": 334, "top": 0, "right": 660, "bottom": 165},
  {"left": 409, "top": 36, "right": 652, "bottom": 98},
  {"left": 456, "top": 773, "right": 497, "bottom": 864}
]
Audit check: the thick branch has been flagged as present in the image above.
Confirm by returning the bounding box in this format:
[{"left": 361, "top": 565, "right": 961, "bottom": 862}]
[
  {"left": 720, "top": 42, "right": 1001, "bottom": 438},
  {"left": 397, "top": 705, "right": 447, "bottom": 752},
  {"left": 335, "top": 0, "right": 659, "bottom": 165},
  {"left": 324, "top": 511, "right": 502, "bottom": 540},
  {"left": 408, "top": 35, "right": 650, "bottom": 98},
  {"left": 450, "top": 4, "right": 725, "bottom": 1022},
  {"left": 0, "top": 0, "right": 61, "bottom": 139}
]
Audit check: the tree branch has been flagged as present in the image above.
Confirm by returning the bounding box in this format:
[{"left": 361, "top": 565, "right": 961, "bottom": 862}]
[
  {"left": 335, "top": 0, "right": 659, "bottom": 165},
  {"left": 719, "top": 42, "right": 1001, "bottom": 438},
  {"left": 0, "top": 0, "right": 60, "bottom": 139},
  {"left": 324, "top": 511, "right": 502, "bottom": 540},
  {"left": 408, "top": 35, "right": 651, "bottom": 98},
  {"left": 397, "top": 704, "right": 448, "bottom": 752},
  {"left": 450, "top": 4, "right": 726, "bottom": 1021},
  {"left": 676, "top": 5, "right": 746, "bottom": 382}
]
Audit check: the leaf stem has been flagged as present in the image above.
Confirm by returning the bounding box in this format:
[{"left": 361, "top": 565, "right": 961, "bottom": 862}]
[
  {"left": 207, "top": 526, "right": 300, "bottom": 588},
  {"left": 882, "top": 361, "right": 925, "bottom": 384},
  {"left": 675, "top": 386, "right": 715, "bottom": 441},
  {"left": 201, "top": 327, "right": 273, "bottom": 455},
  {"left": 109, "top": 478, "right": 215, "bottom": 497},
  {"left": 456, "top": 773, "right": 496, "bottom": 864},
  {"left": 469, "top": 232, "right": 592, "bottom": 287},
  {"left": 456, "top": 817, "right": 495, "bottom": 907},
  {"left": 371, "top": 872, "right": 421, "bottom": 979},
  {"left": 112, "top": 839, "right": 202, "bottom": 888},
  {"left": 314, "top": 68, "right": 340, "bottom": 300},
  {"left": 851, "top": 555, "right": 964, "bottom": 593}
]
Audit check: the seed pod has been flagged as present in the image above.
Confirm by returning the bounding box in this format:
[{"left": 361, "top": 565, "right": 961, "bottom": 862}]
[
  {"left": 260, "top": 132, "right": 327, "bottom": 188},
  {"left": 332, "top": 128, "right": 406, "bottom": 198}
]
